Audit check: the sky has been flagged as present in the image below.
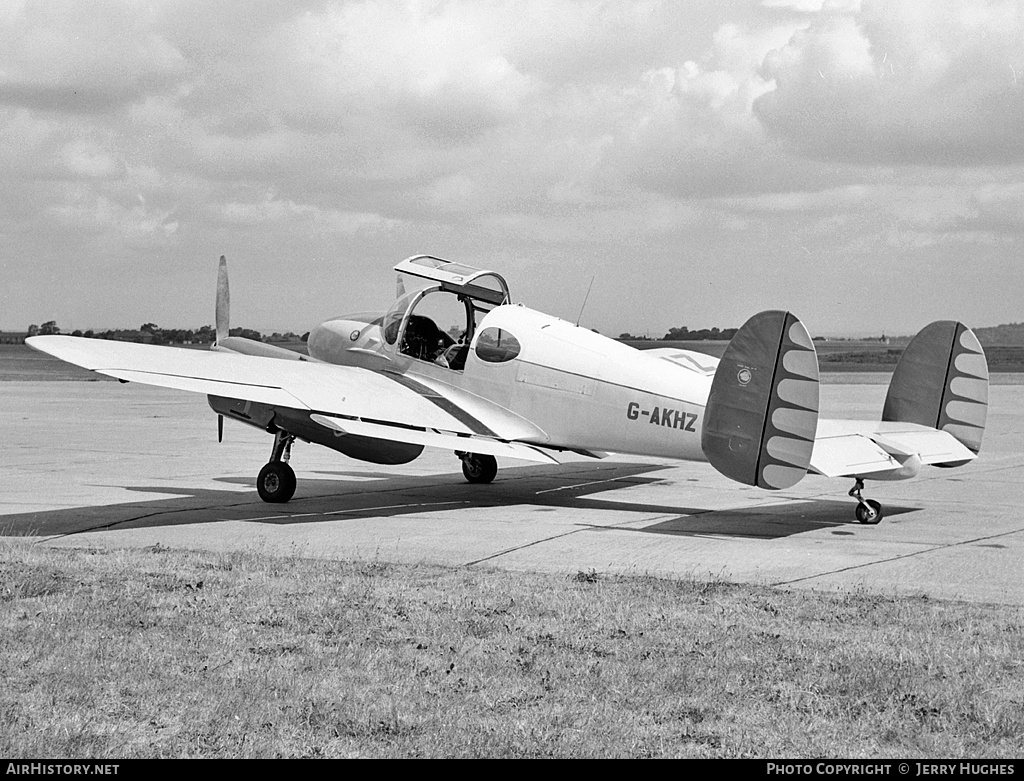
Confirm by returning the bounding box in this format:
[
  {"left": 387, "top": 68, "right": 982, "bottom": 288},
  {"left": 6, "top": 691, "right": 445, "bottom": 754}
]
[{"left": 1, "top": 0, "right": 1022, "bottom": 338}]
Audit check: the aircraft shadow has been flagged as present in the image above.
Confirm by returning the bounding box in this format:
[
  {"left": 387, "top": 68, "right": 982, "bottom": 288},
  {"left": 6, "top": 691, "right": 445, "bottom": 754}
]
[
  {"left": 0, "top": 460, "right": 919, "bottom": 541},
  {"left": 630, "top": 501, "right": 917, "bottom": 539}
]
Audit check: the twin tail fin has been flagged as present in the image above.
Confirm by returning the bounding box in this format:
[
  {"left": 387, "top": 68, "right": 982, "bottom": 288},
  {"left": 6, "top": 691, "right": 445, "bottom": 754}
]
[
  {"left": 882, "top": 321, "right": 988, "bottom": 457},
  {"left": 701, "top": 311, "right": 819, "bottom": 490}
]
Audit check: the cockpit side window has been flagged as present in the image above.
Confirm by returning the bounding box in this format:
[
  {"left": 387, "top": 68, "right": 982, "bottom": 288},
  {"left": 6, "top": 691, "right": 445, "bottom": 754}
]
[
  {"left": 475, "top": 327, "right": 521, "bottom": 363},
  {"left": 383, "top": 311, "right": 403, "bottom": 345}
]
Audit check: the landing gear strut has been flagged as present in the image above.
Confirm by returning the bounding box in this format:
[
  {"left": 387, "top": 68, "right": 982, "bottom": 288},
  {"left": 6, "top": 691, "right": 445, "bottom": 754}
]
[
  {"left": 458, "top": 452, "right": 497, "bottom": 484},
  {"left": 849, "top": 478, "right": 882, "bottom": 524},
  {"left": 257, "top": 429, "right": 297, "bottom": 503}
]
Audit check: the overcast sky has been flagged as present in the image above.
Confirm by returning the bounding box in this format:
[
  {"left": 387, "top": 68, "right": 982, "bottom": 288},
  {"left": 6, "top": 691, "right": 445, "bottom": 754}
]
[{"left": 2, "top": 0, "right": 1022, "bottom": 337}]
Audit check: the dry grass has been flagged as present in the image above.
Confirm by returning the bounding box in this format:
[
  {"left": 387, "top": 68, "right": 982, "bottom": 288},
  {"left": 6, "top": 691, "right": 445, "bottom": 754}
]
[{"left": 1, "top": 540, "right": 1022, "bottom": 758}]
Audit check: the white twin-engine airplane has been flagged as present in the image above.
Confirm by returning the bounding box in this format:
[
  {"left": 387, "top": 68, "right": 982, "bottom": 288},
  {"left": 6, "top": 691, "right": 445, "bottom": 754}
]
[{"left": 28, "top": 255, "right": 989, "bottom": 524}]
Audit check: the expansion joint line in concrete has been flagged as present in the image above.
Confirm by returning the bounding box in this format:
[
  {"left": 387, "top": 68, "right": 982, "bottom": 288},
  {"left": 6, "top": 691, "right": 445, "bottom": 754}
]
[{"left": 772, "top": 525, "right": 1024, "bottom": 588}]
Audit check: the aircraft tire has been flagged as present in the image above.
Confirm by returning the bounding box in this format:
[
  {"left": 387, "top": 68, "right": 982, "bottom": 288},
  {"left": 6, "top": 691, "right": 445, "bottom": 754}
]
[
  {"left": 855, "top": 500, "right": 882, "bottom": 524},
  {"left": 257, "top": 461, "right": 297, "bottom": 503},
  {"left": 462, "top": 453, "right": 498, "bottom": 484}
]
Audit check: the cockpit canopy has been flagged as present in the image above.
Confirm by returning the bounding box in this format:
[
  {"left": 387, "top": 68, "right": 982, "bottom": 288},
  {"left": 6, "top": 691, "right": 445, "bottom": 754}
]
[
  {"left": 384, "top": 256, "right": 512, "bottom": 371},
  {"left": 394, "top": 255, "right": 510, "bottom": 306}
]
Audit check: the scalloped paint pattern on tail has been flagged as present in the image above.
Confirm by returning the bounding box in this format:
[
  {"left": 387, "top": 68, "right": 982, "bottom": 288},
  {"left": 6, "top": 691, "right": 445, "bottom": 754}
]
[
  {"left": 937, "top": 324, "right": 987, "bottom": 454},
  {"left": 759, "top": 315, "right": 819, "bottom": 489}
]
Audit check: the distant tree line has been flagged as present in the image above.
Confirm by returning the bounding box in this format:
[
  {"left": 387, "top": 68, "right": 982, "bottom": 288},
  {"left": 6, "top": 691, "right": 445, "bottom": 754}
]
[
  {"left": 25, "top": 321, "right": 303, "bottom": 345},
  {"left": 618, "top": 326, "right": 739, "bottom": 341},
  {"left": 615, "top": 322, "right": 1024, "bottom": 346},
  {"left": 974, "top": 323, "right": 1024, "bottom": 346}
]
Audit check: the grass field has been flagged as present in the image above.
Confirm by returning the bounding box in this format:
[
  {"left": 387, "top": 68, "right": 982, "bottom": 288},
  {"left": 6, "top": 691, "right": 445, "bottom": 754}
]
[{"left": 1, "top": 541, "right": 1022, "bottom": 759}]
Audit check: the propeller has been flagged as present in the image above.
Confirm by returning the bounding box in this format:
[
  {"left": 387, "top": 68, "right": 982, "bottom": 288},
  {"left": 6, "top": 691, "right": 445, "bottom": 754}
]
[
  {"left": 215, "top": 255, "right": 230, "bottom": 346},
  {"left": 215, "top": 255, "right": 229, "bottom": 441}
]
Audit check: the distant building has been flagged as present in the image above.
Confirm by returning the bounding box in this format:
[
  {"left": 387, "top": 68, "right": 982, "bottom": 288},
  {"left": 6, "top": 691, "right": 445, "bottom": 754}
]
[{"left": 0, "top": 332, "right": 27, "bottom": 344}]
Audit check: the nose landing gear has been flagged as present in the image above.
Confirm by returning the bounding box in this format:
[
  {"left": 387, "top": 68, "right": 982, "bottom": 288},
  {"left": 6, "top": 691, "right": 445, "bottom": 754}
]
[
  {"left": 849, "top": 478, "right": 882, "bottom": 524},
  {"left": 257, "top": 429, "right": 297, "bottom": 503}
]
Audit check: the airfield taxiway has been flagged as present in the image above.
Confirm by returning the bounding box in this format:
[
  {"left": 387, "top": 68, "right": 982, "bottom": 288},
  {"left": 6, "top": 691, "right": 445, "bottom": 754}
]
[{"left": 3, "top": 378, "right": 1023, "bottom": 605}]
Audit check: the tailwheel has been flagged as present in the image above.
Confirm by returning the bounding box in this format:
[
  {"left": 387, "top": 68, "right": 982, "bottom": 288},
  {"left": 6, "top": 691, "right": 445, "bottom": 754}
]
[
  {"left": 459, "top": 452, "right": 497, "bottom": 484},
  {"left": 849, "top": 478, "right": 883, "bottom": 524},
  {"left": 855, "top": 499, "right": 883, "bottom": 525},
  {"left": 257, "top": 461, "right": 296, "bottom": 503}
]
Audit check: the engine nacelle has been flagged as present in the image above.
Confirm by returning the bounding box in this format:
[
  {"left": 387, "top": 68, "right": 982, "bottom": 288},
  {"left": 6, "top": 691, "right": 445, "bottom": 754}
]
[{"left": 208, "top": 395, "right": 423, "bottom": 465}]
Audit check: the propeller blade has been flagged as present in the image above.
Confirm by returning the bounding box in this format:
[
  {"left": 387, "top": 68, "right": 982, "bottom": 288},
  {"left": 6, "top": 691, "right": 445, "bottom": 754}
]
[
  {"left": 215, "top": 255, "right": 230, "bottom": 345},
  {"left": 217, "top": 414, "right": 224, "bottom": 443}
]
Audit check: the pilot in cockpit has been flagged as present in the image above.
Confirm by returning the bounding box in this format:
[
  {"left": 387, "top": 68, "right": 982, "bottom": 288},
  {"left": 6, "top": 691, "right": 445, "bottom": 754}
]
[{"left": 435, "top": 334, "right": 469, "bottom": 369}]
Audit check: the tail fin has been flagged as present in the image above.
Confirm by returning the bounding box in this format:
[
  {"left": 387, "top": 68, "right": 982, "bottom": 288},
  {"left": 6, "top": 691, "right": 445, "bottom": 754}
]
[
  {"left": 701, "top": 311, "right": 819, "bottom": 490},
  {"left": 216, "top": 255, "right": 230, "bottom": 345},
  {"left": 883, "top": 321, "right": 988, "bottom": 455}
]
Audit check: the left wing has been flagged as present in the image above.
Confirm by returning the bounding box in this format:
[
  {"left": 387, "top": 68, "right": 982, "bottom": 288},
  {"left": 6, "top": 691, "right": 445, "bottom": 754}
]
[
  {"left": 810, "top": 418, "right": 976, "bottom": 480},
  {"left": 26, "top": 336, "right": 562, "bottom": 461}
]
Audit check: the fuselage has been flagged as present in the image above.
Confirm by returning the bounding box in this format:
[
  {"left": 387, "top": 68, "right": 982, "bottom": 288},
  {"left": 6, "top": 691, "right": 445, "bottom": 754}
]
[{"left": 307, "top": 303, "right": 713, "bottom": 461}]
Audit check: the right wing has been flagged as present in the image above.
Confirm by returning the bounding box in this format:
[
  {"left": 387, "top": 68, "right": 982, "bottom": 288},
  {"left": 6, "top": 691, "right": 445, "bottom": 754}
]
[{"left": 641, "top": 348, "right": 720, "bottom": 377}]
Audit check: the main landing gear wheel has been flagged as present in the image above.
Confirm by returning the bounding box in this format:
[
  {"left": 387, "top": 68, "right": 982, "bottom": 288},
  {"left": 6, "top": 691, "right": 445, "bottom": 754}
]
[
  {"left": 855, "top": 500, "right": 883, "bottom": 525},
  {"left": 257, "top": 429, "right": 297, "bottom": 503},
  {"left": 849, "top": 478, "right": 883, "bottom": 524},
  {"left": 460, "top": 452, "right": 497, "bottom": 484},
  {"left": 257, "top": 461, "right": 296, "bottom": 503}
]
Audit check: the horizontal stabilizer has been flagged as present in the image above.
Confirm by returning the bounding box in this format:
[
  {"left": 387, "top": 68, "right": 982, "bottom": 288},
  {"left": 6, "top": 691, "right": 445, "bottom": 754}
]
[
  {"left": 811, "top": 419, "right": 976, "bottom": 479},
  {"left": 883, "top": 321, "right": 988, "bottom": 456},
  {"left": 701, "top": 311, "right": 819, "bottom": 490}
]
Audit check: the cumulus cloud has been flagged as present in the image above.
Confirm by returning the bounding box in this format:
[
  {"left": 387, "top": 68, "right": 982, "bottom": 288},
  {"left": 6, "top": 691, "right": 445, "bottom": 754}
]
[
  {"left": 272, "top": 2, "right": 534, "bottom": 144},
  {"left": 588, "top": 20, "right": 817, "bottom": 199},
  {"left": 1, "top": 0, "right": 1023, "bottom": 334},
  {"left": 218, "top": 190, "right": 402, "bottom": 236},
  {"left": 61, "top": 140, "right": 122, "bottom": 179},
  {"left": 0, "top": 0, "right": 186, "bottom": 113},
  {"left": 973, "top": 181, "right": 1024, "bottom": 231},
  {"left": 754, "top": 0, "right": 1024, "bottom": 165},
  {"left": 48, "top": 185, "right": 179, "bottom": 246}
]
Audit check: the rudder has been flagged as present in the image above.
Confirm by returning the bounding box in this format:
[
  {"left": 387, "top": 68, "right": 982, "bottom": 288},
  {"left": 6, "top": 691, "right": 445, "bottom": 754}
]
[{"left": 701, "top": 310, "right": 819, "bottom": 490}]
